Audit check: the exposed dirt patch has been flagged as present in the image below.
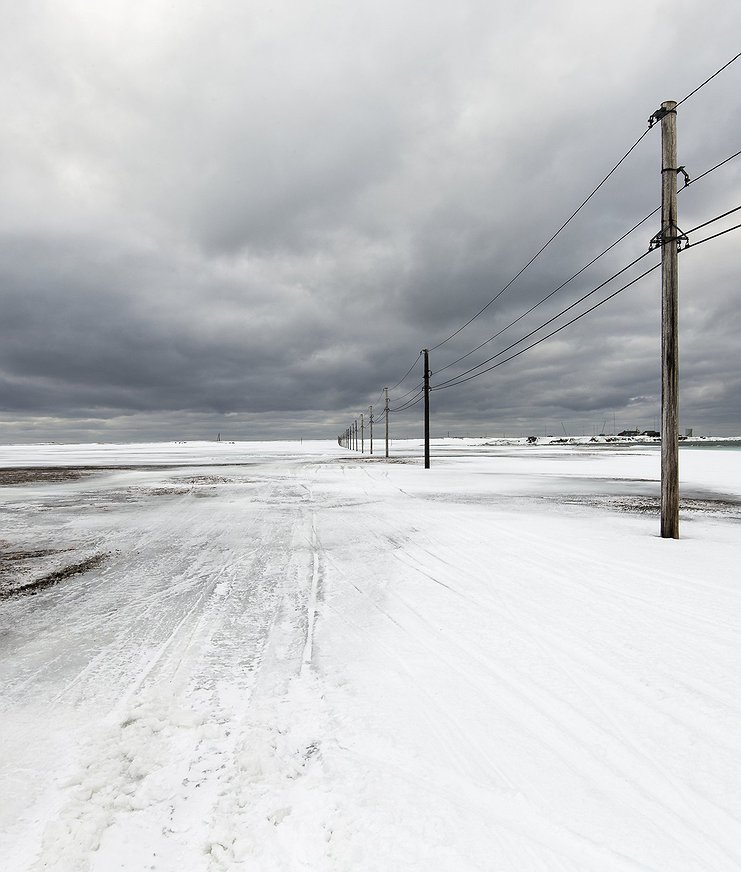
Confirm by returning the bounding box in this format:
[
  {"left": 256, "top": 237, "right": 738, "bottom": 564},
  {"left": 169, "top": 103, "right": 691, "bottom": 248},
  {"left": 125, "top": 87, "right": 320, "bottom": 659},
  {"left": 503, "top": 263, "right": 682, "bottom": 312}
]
[
  {"left": 558, "top": 494, "right": 741, "bottom": 520},
  {"left": 182, "top": 475, "right": 235, "bottom": 485},
  {"left": 0, "top": 553, "right": 108, "bottom": 599},
  {"left": 0, "top": 467, "right": 93, "bottom": 485},
  {"left": 140, "top": 486, "right": 192, "bottom": 497}
]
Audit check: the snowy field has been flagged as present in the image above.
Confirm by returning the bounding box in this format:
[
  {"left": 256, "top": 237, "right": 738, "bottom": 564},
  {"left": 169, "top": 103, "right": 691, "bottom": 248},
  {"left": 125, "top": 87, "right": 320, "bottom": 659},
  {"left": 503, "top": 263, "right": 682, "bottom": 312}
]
[{"left": 1, "top": 438, "right": 740, "bottom": 872}]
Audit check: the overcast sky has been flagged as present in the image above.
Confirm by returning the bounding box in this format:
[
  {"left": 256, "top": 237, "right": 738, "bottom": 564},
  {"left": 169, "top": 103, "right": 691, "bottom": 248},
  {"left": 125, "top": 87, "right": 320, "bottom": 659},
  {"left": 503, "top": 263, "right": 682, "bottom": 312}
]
[{"left": 2, "top": 0, "right": 740, "bottom": 443}]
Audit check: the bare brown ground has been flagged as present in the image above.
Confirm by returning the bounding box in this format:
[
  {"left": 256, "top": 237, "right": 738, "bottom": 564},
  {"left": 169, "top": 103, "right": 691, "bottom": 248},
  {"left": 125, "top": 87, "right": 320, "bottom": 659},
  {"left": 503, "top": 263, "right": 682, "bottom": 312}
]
[{"left": 0, "top": 553, "right": 107, "bottom": 600}]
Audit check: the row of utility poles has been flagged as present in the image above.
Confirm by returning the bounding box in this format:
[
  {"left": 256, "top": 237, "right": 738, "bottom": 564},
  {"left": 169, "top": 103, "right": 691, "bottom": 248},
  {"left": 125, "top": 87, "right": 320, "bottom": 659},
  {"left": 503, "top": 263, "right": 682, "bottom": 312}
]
[
  {"left": 337, "top": 389, "right": 390, "bottom": 458},
  {"left": 338, "top": 101, "right": 682, "bottom": 539}
]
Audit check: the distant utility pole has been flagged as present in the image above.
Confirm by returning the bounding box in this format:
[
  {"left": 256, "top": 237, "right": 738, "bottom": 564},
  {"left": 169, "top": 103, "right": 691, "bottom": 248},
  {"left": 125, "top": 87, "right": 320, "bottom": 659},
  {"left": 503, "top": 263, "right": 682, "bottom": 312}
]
[
  {"left": 361, "top": 413, "right": 364, "bottom": 454},
  {"left": 423, "top": 349, "right": 430, "bottom": 469},
  {"left": 658, "top": 99, "right": 680, "bottom": 539},
  {"left": 384, "top": 387, "right": 389, "bottom": 459},
  {"left": 369, "top": 405, "right": 374, "bottom": 455},
  {"left": 354, "top": 419, "right": 358, "bottom": 451}
]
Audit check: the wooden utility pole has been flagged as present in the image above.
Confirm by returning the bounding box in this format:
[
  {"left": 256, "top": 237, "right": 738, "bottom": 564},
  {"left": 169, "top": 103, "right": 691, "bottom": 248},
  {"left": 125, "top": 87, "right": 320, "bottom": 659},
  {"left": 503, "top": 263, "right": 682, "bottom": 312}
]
[
  {"left": 354, "top": 419, "right": 358, "bottom": 451},
  {"left": 423, "top": 349, "right": 430, "bottom": 469},
  {"left": 384, "top": 387, "right": 389, "bottom": 458},
  {"left": 660, "top": 100, "right": 680, "bottom": 539},
  {"left": 369, "top": 405, "right": 374, "bottom": 455},
  {"left": 361, "top": 413, "right": 364, "bottom": 454}
]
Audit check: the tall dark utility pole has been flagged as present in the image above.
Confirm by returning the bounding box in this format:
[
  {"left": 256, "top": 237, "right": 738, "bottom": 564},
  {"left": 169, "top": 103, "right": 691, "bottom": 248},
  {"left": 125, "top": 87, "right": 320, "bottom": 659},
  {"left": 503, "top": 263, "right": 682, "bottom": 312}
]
[
  {"left": 659, "top": 100, "right": 680, "bottom": 539},
  {"left": 369, "top": 405, "right": 373, "bottom": 455},
  {"left": 423, "top": 349, "right": 430, "bottom": 469},
  {"left": 384, "top": 387, "right": 389, "bottom": 458},
  {"left": 360, "top": 413, "right": 364, "bottom": 454}
]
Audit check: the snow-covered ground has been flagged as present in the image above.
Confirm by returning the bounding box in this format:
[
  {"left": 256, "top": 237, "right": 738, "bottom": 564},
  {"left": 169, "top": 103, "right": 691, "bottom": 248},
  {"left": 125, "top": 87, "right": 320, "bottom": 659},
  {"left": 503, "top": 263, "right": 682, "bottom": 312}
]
[{"left": 1, "top": 439, "right": 740, "bottom": 871}]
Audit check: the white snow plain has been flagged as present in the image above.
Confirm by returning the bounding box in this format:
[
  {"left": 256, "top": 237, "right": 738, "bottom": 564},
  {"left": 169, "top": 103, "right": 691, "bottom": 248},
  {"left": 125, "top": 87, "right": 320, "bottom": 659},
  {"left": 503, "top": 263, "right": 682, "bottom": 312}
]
[{"left": 1, "top": 438, "right": 740, "bottom": 871}]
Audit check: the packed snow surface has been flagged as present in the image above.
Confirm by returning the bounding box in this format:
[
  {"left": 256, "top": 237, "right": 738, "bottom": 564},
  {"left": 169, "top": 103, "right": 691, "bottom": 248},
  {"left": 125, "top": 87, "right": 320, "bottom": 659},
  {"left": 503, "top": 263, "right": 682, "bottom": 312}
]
[{"left": 1, "top": 438, "right": 740, "bottom": 871}]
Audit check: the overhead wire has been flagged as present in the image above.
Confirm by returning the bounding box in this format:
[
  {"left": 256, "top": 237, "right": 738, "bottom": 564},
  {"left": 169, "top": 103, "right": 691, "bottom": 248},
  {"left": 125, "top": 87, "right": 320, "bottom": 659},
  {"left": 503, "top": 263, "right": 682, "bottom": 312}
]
[
  {"left": 390, "top": 380, "right": 424, "bottom": 403},
  {"left": 364, "top": 54, "right": 741, "bottom": 419},
  {"left": 689, "top": 220, "right": 741, "bottom": 249},
  {"left": 675, "top": 50, "right": 741, "bottom": 109},
  {"left": 390, "top": 388, "right": 425, "bottom": 413},
  {"left": 390, "top": 391, "right": 426, "bottom": 413},
  {"left": 684, "top": 203, "right": 741, "bottom": 235},
  {"left": 387, "top": 352, "right": 421, "bottom": 393},
  {"left": 433, "top": 219, "right": 741, "bottom": 393},
  {"left": 433, "top": 250, "right": 655, "bottom": 389},
  {"left": 432, "top": 263, "right": 661, "bottom": 392},
  {"left": 432, "top": 206, "right": 659, "bottom": 376},
  {"left": 432, "top": 146, "right": 741, "bottom": 379},
  {"left": 428, "top": 127, "right": 654, "bottom": 353},
  {"left": 427, "top": 52, "right": 741, "bottom": 357},
  {"left": 689, "top": 148, "right": 741, "bottom": 186}
]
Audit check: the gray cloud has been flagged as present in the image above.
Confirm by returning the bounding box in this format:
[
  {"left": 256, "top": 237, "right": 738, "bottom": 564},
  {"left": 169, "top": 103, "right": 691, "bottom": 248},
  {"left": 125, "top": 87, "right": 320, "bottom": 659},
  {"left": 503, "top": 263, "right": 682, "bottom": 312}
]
[{"left": 1, "top": 0, "right": 740, "bottom": 443}]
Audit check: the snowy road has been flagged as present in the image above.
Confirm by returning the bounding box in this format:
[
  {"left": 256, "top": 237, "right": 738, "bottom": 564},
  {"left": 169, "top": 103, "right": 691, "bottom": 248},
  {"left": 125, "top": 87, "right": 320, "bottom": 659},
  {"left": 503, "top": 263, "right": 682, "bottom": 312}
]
[{"left": 1, "top": 440, "right": 740, "bottom": 871}]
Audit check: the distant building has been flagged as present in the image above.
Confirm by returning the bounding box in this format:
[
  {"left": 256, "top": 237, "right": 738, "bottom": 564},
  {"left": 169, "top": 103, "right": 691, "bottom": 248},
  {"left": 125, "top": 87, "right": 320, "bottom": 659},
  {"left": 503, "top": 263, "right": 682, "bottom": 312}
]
[
  {"left": 685, "top": 428, "right": 693, "bottom": 437},
  {"left": 618, "top": 429, "right": 640, "bottom": 437},
  {"left": 642, "top": 430, "right": 660, "bottom": 437}
]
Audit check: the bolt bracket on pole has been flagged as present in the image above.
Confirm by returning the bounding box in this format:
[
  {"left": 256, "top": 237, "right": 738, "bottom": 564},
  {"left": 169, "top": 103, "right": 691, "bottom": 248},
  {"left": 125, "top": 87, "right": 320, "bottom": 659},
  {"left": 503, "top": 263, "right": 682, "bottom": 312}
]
[
  {"left": 648, "top": 105, "right": 676, "bottom": 128},
  {"left": 649, "top": 226, "right": 689, "bottom": 252}
]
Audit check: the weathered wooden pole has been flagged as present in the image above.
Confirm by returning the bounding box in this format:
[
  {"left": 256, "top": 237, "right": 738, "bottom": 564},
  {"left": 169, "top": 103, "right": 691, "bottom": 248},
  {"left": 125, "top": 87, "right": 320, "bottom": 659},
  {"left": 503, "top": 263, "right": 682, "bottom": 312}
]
[
  {"left": 384, "top": 387, "right": 389, "bottom": 458},
  {"left": 660, "top": 100, "right": 680, "bottom": 539},
  {"left": 369, "top": 405, "right": 374, "bottom": 455},
  {"left": 423, "top": 349, "right": 430, "bottom": 469},
  {"left": 361, "top": 413, "right": 364, "bottom": 454}
]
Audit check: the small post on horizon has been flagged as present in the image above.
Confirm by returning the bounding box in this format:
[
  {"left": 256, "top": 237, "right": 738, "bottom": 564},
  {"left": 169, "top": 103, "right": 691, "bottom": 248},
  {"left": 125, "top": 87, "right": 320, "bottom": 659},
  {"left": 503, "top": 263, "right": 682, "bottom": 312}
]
[
  {"left": 658, "top": 99, "right": 680, "bottom": 539},
  {"left": 423, "top": 348, "right": 430, "bottom": 469},
  {"left": 361, "top": 413, "right": 364, "bottom": 454},
  {"left": 384, "top": 387, "right": 390, "bottom": 459},
  {"left": 369, "top": 405, "right": 374, "bottom": 455}
]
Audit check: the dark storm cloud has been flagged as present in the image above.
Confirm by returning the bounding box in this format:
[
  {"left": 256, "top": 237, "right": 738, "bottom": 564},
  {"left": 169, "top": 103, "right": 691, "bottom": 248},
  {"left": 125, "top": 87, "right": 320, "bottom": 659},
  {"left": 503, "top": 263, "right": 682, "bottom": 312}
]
[{"left": 1, "top": 0, "right": 740, "bottom": 442}]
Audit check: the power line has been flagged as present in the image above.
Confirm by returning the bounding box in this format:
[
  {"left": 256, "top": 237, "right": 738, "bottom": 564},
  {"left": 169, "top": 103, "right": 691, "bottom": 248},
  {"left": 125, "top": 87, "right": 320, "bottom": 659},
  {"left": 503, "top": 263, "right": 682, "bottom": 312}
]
[
  {"left": 676, "top": 50, "right": 741, "bottom": 109},
  {"left": 390, "top": 388, "right": 425, "bottom": 413},
  {"left": 361, "top": 59, "right": 741, "bottom": 430},
  {"left": 387, "top": 352, "right": 421, "bottom": 393},
  {"left": 689, "top": 219, "right": 741, "bottom": 249},
  {"left": 433, "top": 206, "right": 659, "bottom": 376},
  {"left": 428, "top": 127, "right": 654, "bottom": 353},
  {"left": 390, "top": 380, "right": 424, "bottom": 403},
  {"left": 396, "top": 393, "right": 426, "bottom": 413},
  {"left": 685, "top": 203, "right": 741, "bottom": 235},
  {"left": 432, "top": 263, "right": 661, "bottom": 392},
  {"left": 428, "top": 54, "right": 741, "bottom": 357},
  {"left": 432, "top": 220, "right": 741, "bottom": 394},
  {"left": 432, "top": 148, "right": 740, "bottom": 379},
  {"left": 433, "top": 250, "right": 655, "bottom": 389},
  {"left": 689, "top": 148, "right": 741, "bottom": 186}
]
